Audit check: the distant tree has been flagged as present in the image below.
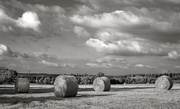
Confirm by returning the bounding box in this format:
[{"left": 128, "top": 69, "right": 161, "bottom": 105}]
[
  {"left": 110, "top": 79, "right": 117, "bottom": 84},
  {"left": 0, "top": 67, "right": 18, "bottom": 84},
  {"left": 96, "top": 72, "right": 105, "bottom": 77},
  {"left": 118, "top": 77, "right": 125, "bottom": 84}
]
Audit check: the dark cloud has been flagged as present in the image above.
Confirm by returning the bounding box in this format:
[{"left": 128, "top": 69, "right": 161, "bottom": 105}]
[
  {"left": 71, "top": 7, "right": 180, "bottom": 43},
  {"left": 76, "top": 0, "right": 180, "bottom": 12}
]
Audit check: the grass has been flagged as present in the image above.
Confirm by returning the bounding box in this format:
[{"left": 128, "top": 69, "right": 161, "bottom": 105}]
[{"left": 1, "top": 84, "right": 180, "bottom": 109}]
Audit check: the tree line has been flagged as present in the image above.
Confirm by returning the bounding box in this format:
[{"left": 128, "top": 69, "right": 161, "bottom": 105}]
[{"left": 1, "top": 67, "right": 180, "bottom": 85}]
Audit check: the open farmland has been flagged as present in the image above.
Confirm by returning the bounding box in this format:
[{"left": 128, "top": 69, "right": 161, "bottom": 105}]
[{"left": 1, "top": 84, "right": 180, "bottom": 109}]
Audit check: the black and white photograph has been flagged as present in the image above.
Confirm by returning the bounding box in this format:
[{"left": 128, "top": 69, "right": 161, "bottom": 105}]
[{"left": 0, "top": 0, "right": 180, "bottom": 108}]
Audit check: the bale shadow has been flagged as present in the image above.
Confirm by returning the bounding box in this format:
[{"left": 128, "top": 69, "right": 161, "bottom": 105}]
[
  {"left": 29, "top": 87, "right": 54, "bottom": 94},
  {"left": 78, "top": 86, "right": 155, "bottom": 92},
  {"left": 77, "top": 93, "right": 114, "bottom": 98},
  {"left": 0, "top": 93, "right": 113, "bottom": 105},
  {"left": 0, "top": 87, "right": 16, "bottom": 95},
  {"left": 78, "top": 88, "right": 94, "bottom": 91},
  {"left": 0, "top": 96, "right": 64, "bottom": 104},
  {"left": 171, "top": 88, "right": 180, "bottom": 91},
  {"left": 110, "top": 86, "right": 155, "bottom": 92},
  {"left": 0, "top": 87, "right": 54, "bottom": 95}
]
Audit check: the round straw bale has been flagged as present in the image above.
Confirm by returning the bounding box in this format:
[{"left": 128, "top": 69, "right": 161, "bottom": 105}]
[
  {"left": 54, "top": 75, "right": 78, "bottom": 97},
  {"left": 15, "top": 78, "right": 30, "bottom": 93},
  {"left": 155, "top": 75, "right": 173, "bottom": 91},
  {"left": 93, "top": 77, "right": 111, "bottom": 92}
]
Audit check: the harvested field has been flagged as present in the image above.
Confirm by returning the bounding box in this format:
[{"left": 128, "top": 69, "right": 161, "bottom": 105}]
[{"left": 1, "top": 84, "right": 180, "bottom": 109}]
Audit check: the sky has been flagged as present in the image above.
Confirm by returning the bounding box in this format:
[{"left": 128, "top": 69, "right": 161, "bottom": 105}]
[{"left": 0, "top": 0, "right": 180, "bottom": 75}]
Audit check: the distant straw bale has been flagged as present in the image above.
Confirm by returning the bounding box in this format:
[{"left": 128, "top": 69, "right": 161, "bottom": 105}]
[
  {"left": 15, "top": 78, "right": 30, "bottom": 93},
  {"left": 54, "top": 75, "right": 78, "bottom": 97},
  {"left": 93, "top": 77, "right": 111, "bottom": 92},
  {"left": 155, "top": 75, "right": 173, "bottom": 91}
]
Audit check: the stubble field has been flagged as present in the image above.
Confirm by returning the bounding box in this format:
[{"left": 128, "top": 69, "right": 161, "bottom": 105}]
[{"left": 1, "top": 84, "right": 180, "bottom": 109}]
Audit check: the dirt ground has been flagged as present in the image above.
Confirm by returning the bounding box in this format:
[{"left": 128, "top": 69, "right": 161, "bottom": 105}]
[{"left": 0, "top": 84, "right": 180, "bottom": 109}]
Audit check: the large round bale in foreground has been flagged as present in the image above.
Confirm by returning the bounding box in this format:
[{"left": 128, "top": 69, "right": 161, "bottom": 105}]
[
  {"left": 155, "top": 75, "right": 173, "bottom": 91},
  {"left": 15, "top": 78, "right": 30, "bottom": 93},
  {"left": 93, "top": 77, "right": 111, "bottom": 92},
  {"left": 54, "top": 75, "right": 78, "bottom": 97}
]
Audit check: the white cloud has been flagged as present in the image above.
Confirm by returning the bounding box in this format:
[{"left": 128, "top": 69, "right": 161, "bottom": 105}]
[
  {"left": 96, "top": 56, "right": 124, "bottom": 63},
  {"left": 0, "top": 8, "right": 14, "bottom": 22},
  {"left": 70, "top": 10, "right": 140, "bottom": 28},
  {"left": 73, "top": 5, "right": 97, "bottom": 15},
  {"left": 118, "top": 66, "right": 129, "bottom": 69},
  {"left": 32, "top": 52, "right": 57, "bottom": 60},
  {"left": 135, "top": 64, "right": 144, "bottom": 68},
  {"left": 86, "top": 38, "right": 166, "bottom": 56},
  {"left": 0, "top": 1, "right": 68, "bottom": 40},
  {"left": 0, "top": 8, "right": 41, "bottom": 32},
  {"left": 76, "top": 0, "right": 180, "bottom": 14},
  {"left": 95, "top": 30, "right": 133, "bottom": 42},
  {"left": 17, "top": 11, "right": 41, "bottom": 31},
  {"left": 74, "top": 26, "right": 90, "bottom": 38},
  {"left": 135, "top": 64, "right": 156, "bottom": 69},
  {"left": 161, "top": 42, "right": 180, "bottom": 49},
  {"left": 168, "top": 50, "right": 180, "bottom": 59},
  {"left": 61, "top": 63, "right": 76, "bottom": 68},
  {"left": 0, "top": 44, "right": 17, "bottom": 57},
  {"left": 38, "top": 60, "right": 77, "bottom": 68},
  {"left": 86, "top": 62, "right": 117, "bottom": 68},
  {"left": 86, "top": 62, "right": 130, "bottom": 69},
  {"left": 71, "top": 8, "right": 180, "bottom": 43},
  {"left": 86, "top": 63, "right": 99, "bottom": 68},
  {"left": 174, "top": 66, "right": 180, "bottom": 68},
  {"left": 1, "top": 26, "right": 13, "bottom": 32},
  {"left": 39, "top": 60, "right": 59, "bottom": 67},
  {"left": 0, "top": 44, "right": 32, "bottom": 59}
]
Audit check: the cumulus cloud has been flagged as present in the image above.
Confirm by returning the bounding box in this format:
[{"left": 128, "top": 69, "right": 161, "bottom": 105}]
[
  {"left": 71, "top": 8, "right": 180, "bottom": 43},
  {"left": 0, "top": 44, "right": 48, "bottom": 59},
  {"left": 32, "top": 52, "right": 57, "bottom": 61},
  {"left": 118, "top": 65, "right": 129, "bottom": 69},
  {"left": 0, "top": 26, "right": 14, "bottom": 32},
  {"left": 0, "top": 8, "right": 16, "bottom": 32},
  {"left": 0, "top": 7, "right": 41, "bottom": 32},
  {"left": 39, "top": 62, "right": 76, "bottom": 68},
  {"left": 168, "top": 50, "right": 180, "bottom": 59},
  {"left": 86, "top": 63, "right": 99, "bottom": 68},
  {"left": 1, "top": 0, "right": 68, "bottom": 40},
  {"left": 96, "top": 56, "right": 124, "bottom": 63},
  {"left": 0, "top": 44, "right": 17, "bottom": 57},
  {"left": 71, "top": 10, "right": 140, "bottom": 28},
  {"left": 61, "top": 63, "right": 76, "bottom": 68},
  {"left": 95, "top": 30, "right": 133, "bottom": 42},
  {"left": 174, "top": 66, "right": 180, "bottom": 68},
  {"left": 0, "top": 44, "right": 77, "bottom": 69},
  {"left": 86, "top": 38, "right": 167, "bottom": 56},
  {"left": 39, "top": 60, "right": 59, "bottom": 67},
  {"left": 73, "top": 5, "right": 97, "bottom": 15},
  {"left": 76, "top": 0, "right": 180, "bottom": 12},
  {"left": 74, "top": 26, "right": 90, "bottom": 38},
  {"left": 86, "top": 62, "right": 129, "bottom": 69},
  {"left": 0, "top": 8, "right": 14, "bottom": 22},
  {"left": 135, "top": 64, "right": 156, "bottom": 69},
  {"left": 70, "top": 10, "right": 140, "bottom": 28},
  {"left": 161, "top": 42, "right": 180, "bottom": 49},
  {"left": 16, "top": 11, "right": 41, "bottom": 31},
  {"left": 86, "top": 62, "right": 113, "bottom": 68},
  {"left": 36, "top": 54, "right": 76, "bottom": 68},
  {"left": 0, "top": 44, "right": 60, "bottom": 64}
]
